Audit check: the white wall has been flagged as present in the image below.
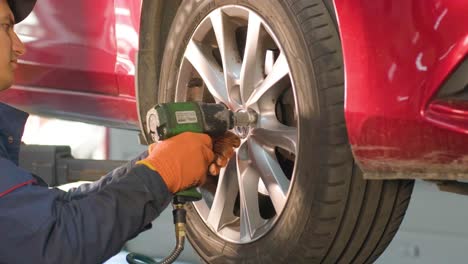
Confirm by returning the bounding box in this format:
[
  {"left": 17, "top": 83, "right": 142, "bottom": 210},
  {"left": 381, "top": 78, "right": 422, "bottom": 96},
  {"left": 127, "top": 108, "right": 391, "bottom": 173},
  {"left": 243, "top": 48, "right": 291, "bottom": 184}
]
[{"left": 25, "top": 119, "right": 467, "bottom": 264}]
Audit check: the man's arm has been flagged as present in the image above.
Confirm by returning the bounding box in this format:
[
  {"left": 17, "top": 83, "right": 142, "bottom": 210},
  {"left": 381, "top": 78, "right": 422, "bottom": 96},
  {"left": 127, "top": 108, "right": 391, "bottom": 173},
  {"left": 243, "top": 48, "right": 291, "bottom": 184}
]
[
  {"left": 61, "top": 150, "right": 148, "bottom": 200},
  {"left": 0, "top": 164, "right": 171, "bottom": 264}
]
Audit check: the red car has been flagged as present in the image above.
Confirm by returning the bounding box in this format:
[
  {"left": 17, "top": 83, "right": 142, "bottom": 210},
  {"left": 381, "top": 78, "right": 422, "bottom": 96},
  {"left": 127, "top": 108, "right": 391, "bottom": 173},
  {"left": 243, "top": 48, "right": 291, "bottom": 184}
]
[{"left": 2, "top": 0, "right": 467, "bottom": 263}]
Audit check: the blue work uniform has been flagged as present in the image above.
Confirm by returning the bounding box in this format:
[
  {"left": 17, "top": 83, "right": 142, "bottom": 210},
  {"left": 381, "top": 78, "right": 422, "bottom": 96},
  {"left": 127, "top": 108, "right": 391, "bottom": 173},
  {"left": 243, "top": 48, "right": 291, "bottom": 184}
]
[{"left": 0, "top": 103, "right": 172, "bottom": 264}]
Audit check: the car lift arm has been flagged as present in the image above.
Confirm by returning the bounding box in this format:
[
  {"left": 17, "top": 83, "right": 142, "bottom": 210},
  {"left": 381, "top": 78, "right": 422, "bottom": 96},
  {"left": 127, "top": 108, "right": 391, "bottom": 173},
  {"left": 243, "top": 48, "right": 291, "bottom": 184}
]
[{"left": 19, "top": 145, "right": 127, "bottom": 187}]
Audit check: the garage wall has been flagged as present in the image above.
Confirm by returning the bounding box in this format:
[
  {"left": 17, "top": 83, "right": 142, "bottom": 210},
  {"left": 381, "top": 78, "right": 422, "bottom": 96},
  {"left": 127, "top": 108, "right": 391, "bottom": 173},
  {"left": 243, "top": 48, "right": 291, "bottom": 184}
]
[
  {"left": 377, "top": 181, "right": 468, "bottom": 264},
  {"left": 108, "top": 128, "right": 468, "bottom": 264},
  {"left": 21, "top": 117, "right": 468, "bottom": 263}
]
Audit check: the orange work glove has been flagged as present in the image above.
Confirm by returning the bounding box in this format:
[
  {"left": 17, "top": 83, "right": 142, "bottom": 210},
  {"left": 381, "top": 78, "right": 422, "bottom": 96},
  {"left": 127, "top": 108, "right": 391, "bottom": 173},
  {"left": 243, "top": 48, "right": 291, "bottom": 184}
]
[
  {"left": 137, "top": 132, "right": 215, "bottom": 193},
  {"left": 208, "top": 131, "right": 241, "bottom": 176}
]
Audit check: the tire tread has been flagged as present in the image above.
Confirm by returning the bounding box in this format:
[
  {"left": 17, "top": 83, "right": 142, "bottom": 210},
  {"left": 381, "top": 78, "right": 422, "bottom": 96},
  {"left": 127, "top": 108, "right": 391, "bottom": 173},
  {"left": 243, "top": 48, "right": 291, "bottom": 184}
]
[{"left": 286, "top": 0, "right": 415, "bottom": 263}]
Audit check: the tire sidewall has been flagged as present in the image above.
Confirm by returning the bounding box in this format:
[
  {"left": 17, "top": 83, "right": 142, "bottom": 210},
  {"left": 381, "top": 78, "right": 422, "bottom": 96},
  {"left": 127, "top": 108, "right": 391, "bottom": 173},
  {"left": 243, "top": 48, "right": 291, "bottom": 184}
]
[{"left": 158, "top": 0, "right": 328, "bottom": 262}]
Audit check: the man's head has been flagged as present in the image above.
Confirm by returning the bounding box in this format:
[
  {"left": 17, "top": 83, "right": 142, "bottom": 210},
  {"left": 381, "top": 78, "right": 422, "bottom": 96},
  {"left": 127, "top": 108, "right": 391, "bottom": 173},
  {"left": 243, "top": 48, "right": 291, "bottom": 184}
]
[{"left": 0, "top": 0, "right": 36, "bottom": 91}]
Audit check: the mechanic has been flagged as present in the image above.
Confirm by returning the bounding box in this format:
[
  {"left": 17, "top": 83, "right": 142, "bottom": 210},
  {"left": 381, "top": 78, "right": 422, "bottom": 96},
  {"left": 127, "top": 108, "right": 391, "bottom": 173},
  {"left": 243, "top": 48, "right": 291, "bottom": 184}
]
[{"left": 0, "top": 0, "right": 239, "bottom": 263}]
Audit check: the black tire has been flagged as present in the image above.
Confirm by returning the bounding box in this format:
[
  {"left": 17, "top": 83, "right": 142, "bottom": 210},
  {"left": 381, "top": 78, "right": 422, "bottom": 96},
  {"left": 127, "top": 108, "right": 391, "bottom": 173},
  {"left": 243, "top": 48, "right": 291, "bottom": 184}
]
[{"left": 156, "top": 0, "right": 414, "bottom": 263}]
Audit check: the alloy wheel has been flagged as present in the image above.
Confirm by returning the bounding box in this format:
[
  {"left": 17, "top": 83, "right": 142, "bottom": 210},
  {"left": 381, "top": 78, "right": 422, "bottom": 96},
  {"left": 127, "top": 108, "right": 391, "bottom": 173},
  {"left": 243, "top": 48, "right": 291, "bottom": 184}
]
[{"left": 174, "top": 5, "right": 299, "bottom": 244}]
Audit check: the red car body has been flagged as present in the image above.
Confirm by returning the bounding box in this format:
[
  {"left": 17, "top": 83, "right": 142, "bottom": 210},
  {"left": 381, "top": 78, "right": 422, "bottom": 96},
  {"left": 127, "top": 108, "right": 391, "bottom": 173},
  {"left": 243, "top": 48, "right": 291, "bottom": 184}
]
[
  {"left": 2, "top": 0, "right": 467, "bottom": 179},
  {"left": 335, "top": 0, "right": 468, "bottom": 178},
  {"left": 3, "top": 0, "right": 141, "bottom": 128}
]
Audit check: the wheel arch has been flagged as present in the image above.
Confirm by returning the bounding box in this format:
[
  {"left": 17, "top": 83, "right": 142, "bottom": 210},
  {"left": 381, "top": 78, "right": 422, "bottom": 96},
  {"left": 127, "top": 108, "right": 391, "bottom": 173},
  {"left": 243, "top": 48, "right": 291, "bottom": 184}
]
[{"left": 136, "top": 0, "right": 182, "bottom": 144}]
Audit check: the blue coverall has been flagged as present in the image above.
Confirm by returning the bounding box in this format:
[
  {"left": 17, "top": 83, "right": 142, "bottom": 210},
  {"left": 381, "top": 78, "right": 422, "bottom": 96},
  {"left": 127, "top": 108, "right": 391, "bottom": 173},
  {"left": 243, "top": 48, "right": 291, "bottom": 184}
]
[{"left": 0, "top": 103, "right": 172, "bottom": 264}]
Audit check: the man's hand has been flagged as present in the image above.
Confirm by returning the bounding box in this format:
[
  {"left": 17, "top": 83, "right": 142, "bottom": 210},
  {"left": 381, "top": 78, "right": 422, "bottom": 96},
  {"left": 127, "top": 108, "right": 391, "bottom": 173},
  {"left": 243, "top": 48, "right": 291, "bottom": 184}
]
[{"left": 137, "top": 132, "right": 215, "bottom": 193}]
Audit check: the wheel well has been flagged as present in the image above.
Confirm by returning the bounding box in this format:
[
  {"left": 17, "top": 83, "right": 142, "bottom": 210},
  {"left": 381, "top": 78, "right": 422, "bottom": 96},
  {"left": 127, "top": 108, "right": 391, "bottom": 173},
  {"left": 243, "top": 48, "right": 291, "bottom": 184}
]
[{"left": 136, "top": 0, "right": 182, "bottom": 144}]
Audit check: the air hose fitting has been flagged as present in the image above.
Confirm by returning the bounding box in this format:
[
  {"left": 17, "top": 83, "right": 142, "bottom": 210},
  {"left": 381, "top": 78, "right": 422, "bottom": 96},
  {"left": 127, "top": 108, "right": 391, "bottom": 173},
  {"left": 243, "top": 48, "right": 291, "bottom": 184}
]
[{"left": 126, "top": 190, "right": 202, "bottom": 264}]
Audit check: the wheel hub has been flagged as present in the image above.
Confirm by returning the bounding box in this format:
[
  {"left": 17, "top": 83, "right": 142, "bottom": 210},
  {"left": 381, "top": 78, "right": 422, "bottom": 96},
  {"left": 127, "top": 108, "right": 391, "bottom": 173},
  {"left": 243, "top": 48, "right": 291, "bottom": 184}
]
[
  {"left": 233, "top": 109, "right": 257, "bottom": 139},
  {"left": 234, "top": 110, "right": 251, "bottom": 139}
]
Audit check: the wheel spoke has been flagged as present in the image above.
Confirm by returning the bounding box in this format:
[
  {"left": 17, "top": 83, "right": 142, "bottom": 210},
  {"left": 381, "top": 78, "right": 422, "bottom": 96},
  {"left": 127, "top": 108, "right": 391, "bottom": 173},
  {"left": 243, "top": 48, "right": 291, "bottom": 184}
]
[
  {"left": 248, "top": 139, "right": 289, "bottom": 214},
  {"left": 185, "top": 40, "right": 229, "bottom": 104},
  {"left": 254, "top": 116, "right": 298, "bottom": 154},
  {"left": 237, "top": 143, "right": 265, "bottom": 241},
  {"left": 246, "top": 53, "right": 290, "bottom": 106},
  {"left": 240, "top": 12, "right": 265, "bottom": 104},
  {"left": 210, "top": 10, "right": 242, "bottom": 108},
  {"left": 207, "top": 158, "right": 239, "bottom": 231}
]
